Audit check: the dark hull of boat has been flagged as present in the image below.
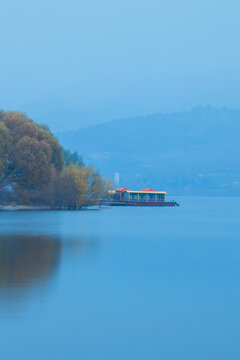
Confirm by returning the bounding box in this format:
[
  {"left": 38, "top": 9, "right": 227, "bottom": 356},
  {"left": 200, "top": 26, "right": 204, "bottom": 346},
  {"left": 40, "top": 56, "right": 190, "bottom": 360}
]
[{"left": 100, "top": 200, "right": 178, "bottom": 207}]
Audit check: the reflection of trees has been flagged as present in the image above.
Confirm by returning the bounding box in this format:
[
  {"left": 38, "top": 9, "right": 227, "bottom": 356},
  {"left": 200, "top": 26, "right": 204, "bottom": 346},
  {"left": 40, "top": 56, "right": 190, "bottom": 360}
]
[
  {"left": 0, "top": 235, "right": 61, "bottom": 291},
  {"left": 0, "top": 234, "right": 98, "bottom": 302}
]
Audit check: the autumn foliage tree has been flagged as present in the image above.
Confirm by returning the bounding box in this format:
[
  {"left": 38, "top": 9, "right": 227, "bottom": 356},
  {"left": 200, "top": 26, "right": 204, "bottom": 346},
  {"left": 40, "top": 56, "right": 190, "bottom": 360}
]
[
  {"left": 0, "top": 111, "right": 110, "bottom": 207},
  {"left": 53, "top": 164, "right": 88, "bottom": 209},
  {"left": 0, "top": 111, "right": 63, "bottom": 190},
  {"left": 0, "top": 122, "right": 10, "bottom": 178}
]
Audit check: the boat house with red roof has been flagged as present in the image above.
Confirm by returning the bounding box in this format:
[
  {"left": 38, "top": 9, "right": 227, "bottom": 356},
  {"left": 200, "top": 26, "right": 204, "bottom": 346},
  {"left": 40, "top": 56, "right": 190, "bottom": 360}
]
[{"left": 112, "top": 187, "right": 166, "bottom": 202}]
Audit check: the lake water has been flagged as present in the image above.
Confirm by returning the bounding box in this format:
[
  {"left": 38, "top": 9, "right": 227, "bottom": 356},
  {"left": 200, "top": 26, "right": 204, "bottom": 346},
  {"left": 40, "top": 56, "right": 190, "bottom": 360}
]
[{"left": 0, "top": 196, "right": 240, "bottom": 360}]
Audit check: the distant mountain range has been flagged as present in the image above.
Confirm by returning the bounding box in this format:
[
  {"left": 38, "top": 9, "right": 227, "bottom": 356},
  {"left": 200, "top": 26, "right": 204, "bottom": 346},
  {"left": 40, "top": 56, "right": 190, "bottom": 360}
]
[
  {"left": 19, "top": 82, "right": 166, "bottom": 133},
  {"left": 60, "top": 106, "right": 240, "bottom": 195}
]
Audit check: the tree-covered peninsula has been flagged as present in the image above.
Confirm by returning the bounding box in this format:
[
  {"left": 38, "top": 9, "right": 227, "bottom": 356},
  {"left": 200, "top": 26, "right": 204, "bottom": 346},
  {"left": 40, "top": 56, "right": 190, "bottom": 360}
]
[{"left": 0, "top": 111, "right": 110, "bottom": 208}]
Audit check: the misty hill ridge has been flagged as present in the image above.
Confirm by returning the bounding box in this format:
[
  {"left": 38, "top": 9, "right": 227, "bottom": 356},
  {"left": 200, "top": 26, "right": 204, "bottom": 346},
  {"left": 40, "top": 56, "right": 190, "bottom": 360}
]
[{"left": 60, "top": 106, "right": 240, "bottom": 195}]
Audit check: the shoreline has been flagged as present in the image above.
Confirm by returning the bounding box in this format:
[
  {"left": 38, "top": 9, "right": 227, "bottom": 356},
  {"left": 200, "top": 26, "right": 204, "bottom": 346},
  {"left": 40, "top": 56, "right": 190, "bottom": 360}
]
[
  {"left": 0, "top": 204, "right": 100, "bottom": 211},
  {"left": 0, "top": 205, "right": 52, "bottom": 211}
]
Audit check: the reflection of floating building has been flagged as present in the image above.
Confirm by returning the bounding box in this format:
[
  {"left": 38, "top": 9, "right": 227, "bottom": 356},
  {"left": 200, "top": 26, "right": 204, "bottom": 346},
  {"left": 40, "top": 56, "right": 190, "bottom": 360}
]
[{"left": 101, "top": 187, "right": 179, "bottom": 206}]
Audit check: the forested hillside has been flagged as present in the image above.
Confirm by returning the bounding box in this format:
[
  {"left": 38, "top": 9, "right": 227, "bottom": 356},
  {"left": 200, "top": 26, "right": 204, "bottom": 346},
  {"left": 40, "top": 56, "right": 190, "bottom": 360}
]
[
  {"left": 0, "top": 111, "right": 108, "bottom": 207},
  {"left": 61, "top": 106, "right": 240, "bottom": 195}
]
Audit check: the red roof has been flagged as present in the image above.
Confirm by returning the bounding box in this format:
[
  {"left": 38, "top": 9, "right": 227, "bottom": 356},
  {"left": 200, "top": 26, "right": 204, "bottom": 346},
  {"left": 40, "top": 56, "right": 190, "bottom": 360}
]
[
  {"left": 115, "top": 187, "right": 158, "bottom": 192},
  {"left": 140, "top": 188, "right": 156, "bottom": 192}
]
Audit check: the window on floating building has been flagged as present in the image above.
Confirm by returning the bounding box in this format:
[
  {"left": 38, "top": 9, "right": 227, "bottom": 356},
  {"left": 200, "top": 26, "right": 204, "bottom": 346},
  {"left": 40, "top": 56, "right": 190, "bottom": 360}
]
[
  {"left": 131, "top": 193, "right": 138, "bottom": 200},
  {"left": 157, "top": 194, "right": 164, "bottom": 201},
  {"left": 148, "top": 194, "right": 155, "bottom": 201}
]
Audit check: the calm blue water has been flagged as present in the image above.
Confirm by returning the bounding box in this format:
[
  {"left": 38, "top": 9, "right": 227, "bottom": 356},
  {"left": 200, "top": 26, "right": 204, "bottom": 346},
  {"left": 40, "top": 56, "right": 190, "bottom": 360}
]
[{"left": 0, "top": 197, "right": 240, "bottom": 360}]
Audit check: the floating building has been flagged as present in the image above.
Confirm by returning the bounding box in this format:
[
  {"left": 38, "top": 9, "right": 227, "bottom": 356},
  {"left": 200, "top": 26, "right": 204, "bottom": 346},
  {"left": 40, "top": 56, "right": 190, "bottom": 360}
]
[{"left": 101, "top": 187, "right": 178, "bottom": 207}]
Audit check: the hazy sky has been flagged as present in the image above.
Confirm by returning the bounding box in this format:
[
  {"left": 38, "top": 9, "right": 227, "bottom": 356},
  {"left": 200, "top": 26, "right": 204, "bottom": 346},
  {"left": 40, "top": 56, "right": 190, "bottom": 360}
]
[{"left": 1, "top": 0, "right": 240, "bottom": 116}]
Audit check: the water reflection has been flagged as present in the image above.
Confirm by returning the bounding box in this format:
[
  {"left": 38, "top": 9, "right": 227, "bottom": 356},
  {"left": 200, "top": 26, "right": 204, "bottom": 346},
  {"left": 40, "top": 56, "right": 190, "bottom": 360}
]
[{"left": 0, "top": 233, "right": 97, "bottom": 303}]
